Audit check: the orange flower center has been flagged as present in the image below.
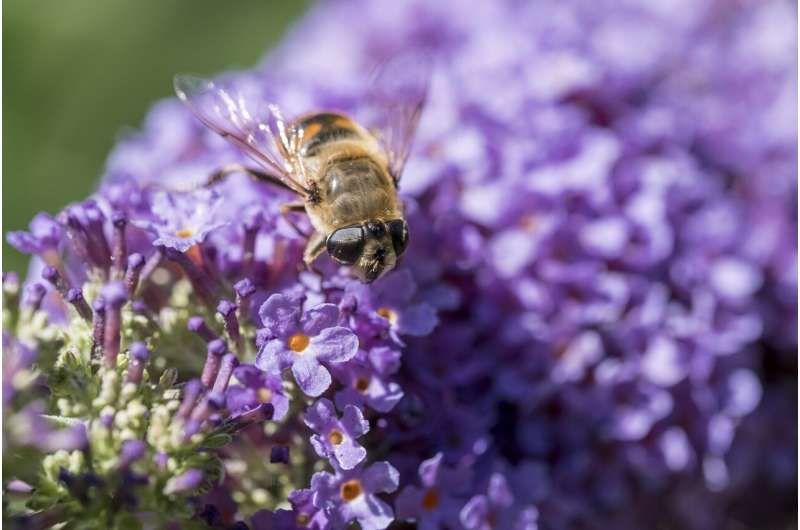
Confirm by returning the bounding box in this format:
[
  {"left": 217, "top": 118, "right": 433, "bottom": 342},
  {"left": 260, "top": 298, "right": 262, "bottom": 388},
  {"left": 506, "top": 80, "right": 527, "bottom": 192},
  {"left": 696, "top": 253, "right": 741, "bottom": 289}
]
[
  {"left": 175, "top": 228, "right": 194, "bottom": 239},
  {"left": 328, "top": 429, "right": 344, "bottom": 445},
  {"left": 288, "top": 333, "right": 310, "bottom": 353},
  {"left": 519, "top": 215, "right": 539, "bottom": 232},
  {"left": 422, "top": 489, "right": 440, "bottom": 511},
  {"left": 257, "top": 388, "right": 272, "bottom": 403},
  {"left": 376, "top": 307, "right": 398, "bottom": 325},
  {"left": 340, "top": 479, "right": 362, "bottom": 502},
  {"left": 296, "top": 513, "right": 309, "bottom": 527},
  {"left": 354, "top": 377, "right": 370, "bottom": 393}
]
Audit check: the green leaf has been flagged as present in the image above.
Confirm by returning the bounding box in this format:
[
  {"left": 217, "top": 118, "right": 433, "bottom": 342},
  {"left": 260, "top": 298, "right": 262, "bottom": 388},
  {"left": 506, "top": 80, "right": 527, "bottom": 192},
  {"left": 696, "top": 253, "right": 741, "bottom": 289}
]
[
  {"left": 114, "top": 513, "right": 144, "bottom": 530},
  {"left": 200, "top": 433, "right": 232, "bottom": 449},
  {"left": 41, "top": 414, "right": 85, "bottom": 428}
]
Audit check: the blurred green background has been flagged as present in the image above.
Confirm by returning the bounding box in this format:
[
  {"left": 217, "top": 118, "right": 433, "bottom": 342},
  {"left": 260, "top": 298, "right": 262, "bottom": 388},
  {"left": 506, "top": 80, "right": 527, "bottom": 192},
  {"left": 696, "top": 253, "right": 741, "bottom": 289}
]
[{"left": 3, "top": 0, "right": 310, "bottom": 274}]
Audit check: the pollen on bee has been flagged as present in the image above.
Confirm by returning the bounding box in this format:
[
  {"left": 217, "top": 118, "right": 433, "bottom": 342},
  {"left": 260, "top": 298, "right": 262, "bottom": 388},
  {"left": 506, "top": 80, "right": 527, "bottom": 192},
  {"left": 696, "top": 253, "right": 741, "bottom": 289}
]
[
  {"left": 340, "top": 479, "right": 363, "bottom": 502},
  {"left": 376, "top": 307, "right": 398, "bottom": 325},
  {"left": 422, "top": 488, "right": 440, "bottom": 511},
  {"left": 288, "top": 333, "right": 310, "bottom": 353},
  {"left": 328, "top": 429, "right": 344, "bottom": 445}
]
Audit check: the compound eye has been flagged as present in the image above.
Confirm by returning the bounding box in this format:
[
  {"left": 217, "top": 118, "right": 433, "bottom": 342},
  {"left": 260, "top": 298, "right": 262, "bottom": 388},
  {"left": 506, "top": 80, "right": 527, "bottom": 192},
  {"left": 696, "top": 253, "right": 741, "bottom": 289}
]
[
  {"left": 387, "top": 219, "right": 409, "bottom": 256},
  {"left": 326, "top": 225, "right": 365, "bottom": 264}
]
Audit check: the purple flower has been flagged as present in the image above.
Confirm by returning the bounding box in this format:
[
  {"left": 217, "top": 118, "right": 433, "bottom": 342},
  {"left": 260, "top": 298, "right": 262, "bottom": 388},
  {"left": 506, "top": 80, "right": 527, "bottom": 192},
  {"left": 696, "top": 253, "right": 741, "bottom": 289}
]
[
  {"left": 395, "top": 453, "right": 470, "bottom": 530},
  {"left": 164, "top": 469, "right": 204, "bottom": 494},
  {"left": 133, "top": 189, "right": 227, "bottom": 252},
  {"left": 256, "top": 294, "right": 358, "bottom": 397},
  {"left": 3, "top": 0, "right": 796, "bottom": 527},
  {"left": 226, "top": 363, "right": 289, "bottom": 420},
  {"left": 311, "top": 461, "right": 399, "bottom": 530},
  {"left": 332, "top": 357, "right": 404, "bottom": 413},
  {"left": 251, "top": 489, "right": 328, "bottom": 530},
  {"left": 58, "top": 200, "right": 112, "bottom": 270},
  {"left": 119, "top": 439, "right": 147, "bottom": 469},
  {"left": 3, "top": 333, "right": 37, "bottom": 405},
  {"left": 7, "top": 213, "right": 62, "bottom": 259},
  {"left": 343, "top": 269, "right": 438, "bottom": 339},
  {"left": 460, "top": 473, "right": 536, "bottom": 530},
  {"left": 304, "top": 398, "right": 369, "bottom": 470}
]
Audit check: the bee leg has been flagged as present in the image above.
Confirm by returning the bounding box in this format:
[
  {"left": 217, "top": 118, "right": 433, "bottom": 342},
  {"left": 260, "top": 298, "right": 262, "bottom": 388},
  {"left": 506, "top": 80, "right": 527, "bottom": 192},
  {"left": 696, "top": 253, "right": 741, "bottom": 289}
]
[
  {"left": 207, "top": 164, "right": 296, "bottom": 193},
  {"left": 280, "top": 202, "right": 310, "bottom": 238},
  {"left": 302, "top": 233, "right": 327, "bottom": 276},
  {"left": 303, "top": 232, "right": 325, "bottom": 291}
]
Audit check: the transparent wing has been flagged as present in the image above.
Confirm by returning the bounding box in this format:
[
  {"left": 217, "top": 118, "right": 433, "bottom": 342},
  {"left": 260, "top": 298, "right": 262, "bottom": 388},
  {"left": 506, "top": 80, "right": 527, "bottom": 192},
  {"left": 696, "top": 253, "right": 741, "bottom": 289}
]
[
  {"left": 359, "top": 54, "right": 432, "bottom": 185},
  {"left": 174, "top": 74, "right": 309, "bottom": 197}
]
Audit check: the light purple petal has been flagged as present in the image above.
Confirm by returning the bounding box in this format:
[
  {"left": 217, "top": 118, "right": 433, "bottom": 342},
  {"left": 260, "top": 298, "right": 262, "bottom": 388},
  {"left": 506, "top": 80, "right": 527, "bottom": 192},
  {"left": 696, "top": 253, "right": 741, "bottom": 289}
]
[
  {"left": 301, "top": 303, "right": 340, "bottom": 335},
  {"left": 487, "top": 473, "right": 514, "bottom": 508},
  {"left": 460, "top": 495, "right": 489, "bottom": 530},
  {"left": 308, "top": 326, "right": 359, "bottom": 364},
  {"left": 333, "top": 438, "right": 367, "bottom": 470},
  {"left": 310, "top": 471, "right": 338, "bottom": 509},
  {"left": 342, "top": 495, "right": 394, "bottom": 530},
  {"left": 258, "top": 293, "right": 301, "bottom": 338},
  {"left": 309, "top": 434, "right": 329, "bottom": 460},
  {"left": 374, "top": 268, "right": 416, "bottom": 305},
  {"left": 368, "top": 346, "right": 402, "bottom": 376},
  {"left": 395, "top": 486, "right": 424, "bottom": 521},
  {"left": 292, "top": 356, "right": 331, "bottom": 397},
  {"left": 304, "top": 398, "right": 338, "bottom": 432},
  {"left": 362, "top": 461, "right": 400, "bottom": 494},
  {"left": 270, "top": 393, "right": 290, "bottom": 421},
  {"left": 641, "top": 335, "right": 685, "bottom": 387},
  {"left": 255, "top": 339, "right": 293, "bottom": 373},
  {"left": 232, "top": 364, "right": 262, "bottom": 387},
  {"left": 341, "top": 404, "right": 370, "bottom": 437},
  {"left": 397, "top": 303, "right": 438, "bottom": 337},
  {"left": 418, "top": 453, "right": 443, "bottom": 488}
]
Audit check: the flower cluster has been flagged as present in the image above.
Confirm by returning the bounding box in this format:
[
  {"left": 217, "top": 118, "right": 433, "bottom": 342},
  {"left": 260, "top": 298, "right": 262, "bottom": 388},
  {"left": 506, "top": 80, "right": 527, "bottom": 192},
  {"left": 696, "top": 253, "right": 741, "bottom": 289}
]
[{"left": 4, "top": 0, "right": 796, "bottom": 528}]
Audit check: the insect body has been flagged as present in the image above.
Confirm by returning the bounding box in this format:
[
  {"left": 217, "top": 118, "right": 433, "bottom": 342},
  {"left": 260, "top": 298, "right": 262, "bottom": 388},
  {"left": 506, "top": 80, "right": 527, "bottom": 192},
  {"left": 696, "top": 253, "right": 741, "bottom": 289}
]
[{"left": 174, "top": 56, "right": 428, "bottom": 283}]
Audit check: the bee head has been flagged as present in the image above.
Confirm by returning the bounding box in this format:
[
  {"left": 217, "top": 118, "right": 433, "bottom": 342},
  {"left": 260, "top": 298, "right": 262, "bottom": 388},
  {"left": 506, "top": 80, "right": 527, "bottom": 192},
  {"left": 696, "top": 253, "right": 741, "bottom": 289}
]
[{"left": 326, "top": 219, "right": 409, "bottom": 283}]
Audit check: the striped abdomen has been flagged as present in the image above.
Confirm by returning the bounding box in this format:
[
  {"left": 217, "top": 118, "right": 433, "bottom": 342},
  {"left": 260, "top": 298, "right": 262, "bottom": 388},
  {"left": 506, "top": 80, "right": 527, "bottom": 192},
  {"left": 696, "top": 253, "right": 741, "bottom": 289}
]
[{"left": 295, "top": 112, "right": 365, "bottom": 158}]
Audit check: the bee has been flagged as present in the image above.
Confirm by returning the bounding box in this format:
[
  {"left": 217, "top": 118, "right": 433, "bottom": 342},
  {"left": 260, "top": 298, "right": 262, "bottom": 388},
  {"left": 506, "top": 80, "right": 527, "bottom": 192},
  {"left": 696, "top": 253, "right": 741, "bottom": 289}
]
[{"left": 174, "top": 55, "right": 430, "bottom": 283}]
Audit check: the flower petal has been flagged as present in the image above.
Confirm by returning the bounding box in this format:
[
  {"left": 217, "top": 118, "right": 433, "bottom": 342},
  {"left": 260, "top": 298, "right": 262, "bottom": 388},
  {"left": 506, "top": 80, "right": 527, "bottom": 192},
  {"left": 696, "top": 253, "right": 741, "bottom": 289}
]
[
  {"left": 487, "top": 473, "right": 513, "bottom": 508},
  {"left": 255, "top": 340, "right": 293, "bottom": 373},
  {"left": 341, "top": 404, "right": 370, "bottom": 437},
  {"left": 394, "top": 486, "right": 424, "bottom": 521},
  {"left": 333, "top": 438, "right": 367, "bottom": 470},
  {"left": 342, "top": 494, "right": 394, "bottom": 530},
  {"left": 460, "top": 495, "right": 489, "bottom": 530},
  {"left": 362, "top": 461, "right": 400, "bottom": 494},
  {"left": 308, "top": 326, "right": 359, "bottom": 364},
  {"left": 397, "top": 303, "right": 438, "bottom": 337},
  {"left": 418, "top": 453, "right": 443, "bottom": 488},
  {"left": 301, "top": 303, "right": 340, "bottom": 335},
  {"left": 304, "top": 398, "right": 338, "bottom": 432},
  {"left": 292, "top": 356, "right": 331, "bottom": 397},
  {"left": 258, "top": 293, "right": 301, "bottom": 338}
]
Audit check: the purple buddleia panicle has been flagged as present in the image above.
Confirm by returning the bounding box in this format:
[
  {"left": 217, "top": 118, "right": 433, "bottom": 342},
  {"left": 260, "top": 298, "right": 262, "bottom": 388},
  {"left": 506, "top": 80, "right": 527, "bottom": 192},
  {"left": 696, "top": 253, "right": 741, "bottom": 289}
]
[{"left": 3, "top": 0, "right": 796, "bottom": 528}]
